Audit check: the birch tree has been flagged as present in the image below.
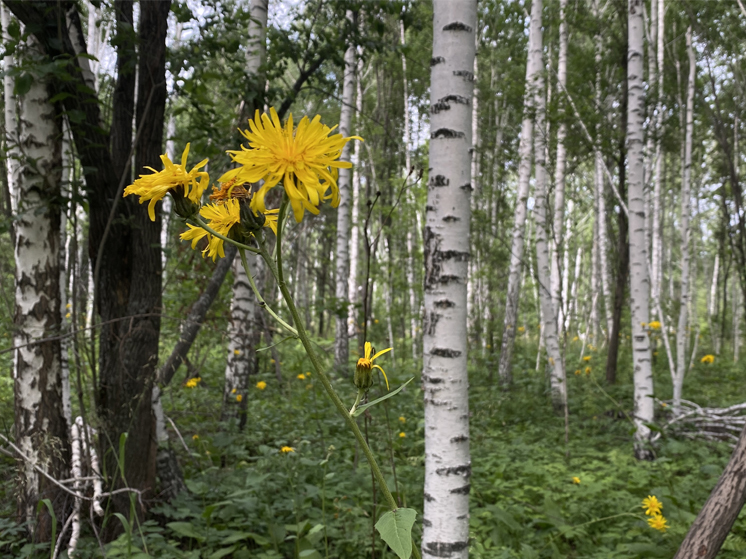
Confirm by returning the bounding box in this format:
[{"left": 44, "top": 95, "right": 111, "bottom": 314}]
[
  {"left": 334, "top": 11, "right": 356, "bottom": 370},
  {"left": 497, "top": 0, "right": 543, "bottom": 384},
  {"left": 673, "top": 26, "right": 695, "bottom": 414},
  {"left": 422, "top": 2, "right": 476, "bottom": 556},
  {"left": 627, "top": 0, "right": 655, "bottom": 459},
  {"left": 223, "top": 0, "right": 268, "bottom": 424},
  {"left": 5, "top": 10, "right": 70, "bottom": 534}
]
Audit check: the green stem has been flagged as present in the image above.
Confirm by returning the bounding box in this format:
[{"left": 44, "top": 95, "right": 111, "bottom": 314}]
[
  {"left": 349, "top": 389, "right": 364, "bottom": 416},
  {"left": 188, "top": 216, "right": 261, "bottom": 254},
  {"left": 238, "top": 248, "right": 298, "bottom": 337},
  {"left": 258, "top": 197, "right": 422, "bottom": 559}
]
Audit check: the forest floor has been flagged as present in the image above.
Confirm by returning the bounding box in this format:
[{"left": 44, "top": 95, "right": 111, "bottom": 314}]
[{"left": 1, "top": 337, "right": 745, "bottom": 558}]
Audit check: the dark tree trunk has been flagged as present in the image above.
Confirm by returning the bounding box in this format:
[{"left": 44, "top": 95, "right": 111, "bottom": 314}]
[
  {"left": 674, "top": 422, "right": 746, "bottom": 559},
  {"left": 606, "top": 47, "right": 629, "bottom": 385}
]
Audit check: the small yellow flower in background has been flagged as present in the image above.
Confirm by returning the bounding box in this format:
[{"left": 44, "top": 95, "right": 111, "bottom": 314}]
[
  {"left": 642, "top": 495, "right": 663, "bottom": 516},
  {"left": 231, "top": 388, "right": 237, "bottom": 394},
  {"left": 572, "top": 336, "right": 579, "bottom": 342},
  {"left": 185, "top": 378, "right": 200, "bottom": 388},
  {"left": 192, "top": 434, "right": 199, "bottom": 440},
  {"left": 256, "top": 381, "right": 267, "bottom": 390},
  {"left": 374, "top": 319, "right": 379, "bottom": 324},
  {"left": 587, "top": 344, "right": 594, "bottom": 350},
  {"left": 653, "top": 351, "right": 659, "bottom": 356},
  {"left": 518, "top": 326, "right": 526, "bottom": 333},
  {"left": 574, "top": 370, "right": 581, "bottom": 376},
  {"left": 399, "top": 416, "right": 406, "bottom": 423},
  {"left": 297, "top": 373, "right": 306, "bottom": 380},
  {"left": 306, "top": 384, "right": 313, "bottom": 390},
  {"left": 701, "top": 354, "right": 715, "bottom": 364},
  {"left": 65, "top": 312, "right": 71, "bottom": 319},
  {"left": 124, "top": 143, "right": 209, "bottom": 221},
  {"left": 583, "top": 356, "right": 591, "bottom": 362},
  {"left": 234, "top": 349, "right": 241, "bottom": 355},
  {"left": 305, "top": 371, "right": 311, "bottom": 376},
  {"left": 236, "top": 394, "right": 243, "bottom": 402},
  {"left": 355, "top": 341, "right": 392, "bottom": 391},
  {"left": 661, "top": 402, "right": 668, "bottom": 408},
  {"left": 585, "top": 367, "right": 591, "bottom": 374},
  {"left": 648, "top": 321, "right": 662, "bottom": 330},
  {"left": 280, "top": 446, "right": 295, "bottom": 453},
  {"left": 66, "top": 303, "right": 71, "bottom": 309},
  {"left": 399, "top": 432, "right": 406, "bottom": 438},
  {"left": 572, "top": 477, "right": 581, "bottom": 484},
  {"left": 218, "top": 108, "right": 361, "bottom": 223},
  {"left": 647, "top": 514, "right": 668, "bottom": 532},
  {"left": 641, "top": 322, "right": 647, "bottom": 327},
  {"left": 270, "top": 359, "right": 276, "bottom": 364}
]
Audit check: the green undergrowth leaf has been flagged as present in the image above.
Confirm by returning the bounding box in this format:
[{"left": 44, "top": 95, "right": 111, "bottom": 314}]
[{"left": 374, "top": 508, "right": 416, "bottom": 559}]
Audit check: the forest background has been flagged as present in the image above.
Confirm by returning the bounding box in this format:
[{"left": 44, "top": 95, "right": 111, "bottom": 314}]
[{"left": 2, "top": 0, "right": 746, "bottom": 558}]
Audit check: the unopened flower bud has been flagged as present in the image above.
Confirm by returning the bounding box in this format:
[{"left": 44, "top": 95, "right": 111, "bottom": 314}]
[
  {"left": 354, "top": 357, "right": 373, "bottom": 391},
  {"left": 170, "top": 187, "right": 199, "bottom": 219}
]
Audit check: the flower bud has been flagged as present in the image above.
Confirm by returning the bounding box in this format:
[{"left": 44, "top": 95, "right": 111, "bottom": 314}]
[
  {"left": 170, "top": 187, "right": 200, "bottom": 219},
  {"left": 239, "top": 199, "right": 266, "bottom": 233},
  {"left": 354, "top": 358, "right": 373, "bottom": 391}
]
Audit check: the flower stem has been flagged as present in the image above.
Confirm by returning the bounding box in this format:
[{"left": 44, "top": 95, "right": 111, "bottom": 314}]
[{"left": 237, "top": 248, "right": 298, "bottom": 338}]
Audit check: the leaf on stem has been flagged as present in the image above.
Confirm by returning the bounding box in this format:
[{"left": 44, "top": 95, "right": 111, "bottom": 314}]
[
  {"left": 375, "top": 508, "right": 417, "bottom": 559},
  {"left": 351, "top": 378, "right": 415, "bottom": 418}
]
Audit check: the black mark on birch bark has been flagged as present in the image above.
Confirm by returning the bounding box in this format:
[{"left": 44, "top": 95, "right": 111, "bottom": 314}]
[
  {"left": 429, "top": 175, "right": 449, "bottom": 187},
  {"left": 442, "top": 215, "right": 460, "bottom": 222},
  {"left": 460, "top": 182, "right": 473, "bottom": 191},
  {"left": 431, "top": 128, "right": 465, "bottom": 140},
  {"left": 450, "top": 434, "right": 468, "bottom": 443},
  {"left": 443, "top": 22, "right": 473, "bottom": 32},
  {"left": 431, "top": 347, "right": 462, "bottom": 358},
  {"left": 430, "top": 56, "right": 445, "bottom": 66},
  {"left": 453, "top": 70, "right": 474, "bottom": 82},
  {"left": 424, "top": 541, "right": 469, "bottom": 558},
  {"left": 439, "top": 275, "right": 461, "bottom": 284},
  {"left": 450, "top": 484, "right": 471, "bottom": 495},
  {"left": 431, "top": 101, "right": 450, "bottom": 114},
  {"left": 425, "top": 311, "right": 441, "bottom": 336},
  {"left": 440, "top": 250, "right": 469, "bottom": 262},
  {"left": 436, "top": 463, "right": 471, "bottom": 476},
  {"left": 424, "top": 375, "right": 444, "bottom": 384},
  {"left": 439, "top": 94, "right": 469, "bottom": 105},
  {"left": 435, "top": 299, "right": 455, "bottom": 308},
  {"left": 424, "top": 492, "right": 434, "bottom": 502}
]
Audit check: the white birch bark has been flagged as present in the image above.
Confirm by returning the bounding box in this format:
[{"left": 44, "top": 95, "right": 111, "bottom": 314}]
[
  {"left": 627, "top": 0, "right": 655, "bottom": 459},
  {"left": 531, "top": 19, "right": 566, "bottom": 410},
  {"left": 651, "top": 0, "right": 665, "bottom": 310},
  {"left": 422, "top": 3, "right": 476, "bottom": 556},
  {"left": 550, "top": 0, "right": 568, "bottom": 336},
  {"left": 497, "top": 0, "right": 543, "bottom": 384},
  {"left": 347, "top": 55, "right": 363, "bottom": 344},
  {"left": 223, "top": 0, "right": 268, "bottom": 417},
  {"left": 334, "top": 11, "right": 356, "bottom": 369},
  {"left": 673, "top": 27, "right": 695, "bottom": 415},
  {"left": 561, "top": 201, "right": 572, "bottom": 331},
  {"left": 7, "top": 20, "right": 69, "bottom": 523},
  {"left": 709, "top": 254, "right": 720, "bottom": 353}
]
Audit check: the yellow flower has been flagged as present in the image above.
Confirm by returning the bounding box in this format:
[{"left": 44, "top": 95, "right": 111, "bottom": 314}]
[
  {"left": 297, "top": 373, "right": 306, "bottom": 380},
  {"left": 280, "top": 446, "right": 295, "bottom": 453},
  {"left": 701, "top": 354, "right": 715, "bottom": 364},
  {"left": 65, "top": 312, "right": 71, "bottom": 319},
  {"left": 647, "top": 514, "right": 668, "bottom": 532},
  {"left": 124, "top": 143, "right": 209, "bottom": 221},
  {"left": 572, "top": 477, "right": 581, "bottom": 484},
  {"left": 355, "top": 341, "right": 392, "bottom": 390},
  {"left": 234, "top": 349, "right": 241, "bottom": 355},
  {"left": 181, "top": 200, "right": 278, "bottom": 261},
  {"left": 256, "top": 381, "right": 267, "bottom": 390},
  {"left": 305, "top": 372, "right": 311, "bottom": 376},
  {"left": 185, "top": 378, "right": 199, "bottom": 388},
  {"left": 374, "top": 319, "right": 379, "bottom": 324},
  {"left": 648, "top": 321, "right": 662, "bottom": 330},
  {"left": 236, "top": 394, "right": 243, "bottom": 402},
  {"left": 653, "top": 351, "right": 659, "bottom": 356},
  {"left": 231, "top": 388, "right": 237, "bottom": 394},
  {"left": 399, "top": 416, "right": 406, "bottom": 423},
  {"left": 585, "top": 367, "right": 591, "bottom": 374},
  {"left": 661, "top": 402, "right": 668, "bottom": 408},
  {"left": 192, "top": 434, "right": 199, "bottom": 440},
  {"left": 572, "top": 336, "right": 579, "bottom": 342},
  {"left": 583, "top": 356, "right": 591, "bottom": 362},
  {"left": 642, "top": 495, "right": 663, "bottom": 516},
  {"left": 574, "top": 369, "right": 581, "bottom": 375},
  {"left": 66, "top": 303, "right": 71, "bottom": 308},
  {"left": 587, "top": 344, "right": 594, "bottom": 350},
  {"left": 218, "top": 108, "right": 361, "bottom": 223},
  {"left": 399, "top": 432, "right": 406, "bottom": 438},
  {"left": 518, "top": 326, "right": 526, "bottom": 333}
]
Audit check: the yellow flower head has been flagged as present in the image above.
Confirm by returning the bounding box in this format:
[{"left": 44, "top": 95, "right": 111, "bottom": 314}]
[
  {"left": 585, "top": 367, "right": 591, "bottom": 374},
  {"left": 256, "top": 381, "right": 267, "bottom": 390},
  {"left": 399, "top": 416, "right": 406, "bottom": 423},
  {"left": 647, "top": 514, "right": 668, "bottom": 532},
  {"left": 399, "top": 432, "right": 406, "bottom": 438},
  {"left": 181, "top": 199, "right": 278, "bottom": 260},
  {"left": 297, "top": 374, "right": 306, "bottom": 380},
  {"left": 583, "top": 356, "right": 591, "bottom": 362},
  {"left": 701, "top": 354, "right": 715, "bottom": 364},
  {"left": 236, "top": 394, "right": 243, "bottom": 402},
  {"left": 124, "top": 143, "right": 209, "bottom": 221},
  {"left": 572, "top": 477, "right": 581, "bottom": 485},
  {"left": 642, "top": 495, "right": 663, "bottom": 516},
  {"left": 192, "top": 434, "right": 199, "bottom": 440},
  {"left": 574, "top": 369, "right": 581, "bottom": 375},
  {"left": 280, "top": 446, "right": 295, "bottom": 454},
  {"left": 572, "top": 336, "right": 579, "bottom": 342},
  {"left": 218, "top": 108, "right": 361, "bottom": 222},
  {"left": 231, "top": 388, "right": 237, "bottom": 394},
  {"left": 648, "top": 321, "right": 662, "bottom": 330},
  {"left": 355, "top": 342, "right": 392, "bottom": 391},
  {"left": 185, "top": 378, "right": 199, "bottom": 388},
  {"left": 518, "top": 326, "right": 525, "bottom": 333}
]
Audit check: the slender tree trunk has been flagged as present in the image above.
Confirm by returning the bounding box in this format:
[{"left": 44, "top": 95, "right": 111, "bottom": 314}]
[
  {"left": 334, "top": 11, "right": 356, "bottom": 370},
  {"left": 627, "top": 0, "right": 654, "bottom": 459},
  {"left": 7, "top": 13, "right": 70, "bottom": 537},
  {"left": 348, "top": 55, "right": 363, "bottom": 353},
  {"left": 422, "top": 3, "right": 476, "bottom": 557},
  {"left": 673, "top": 27, "right": 694, "bottom": 415},
  {"left": 223, "top": 0, "right": 268, "bottom": 423},
  {"left": 652, "top": 0, "right": 665, "bottom": 309},
  {"left": 497, "top": 0, "right": 543, "bottom": 385}
]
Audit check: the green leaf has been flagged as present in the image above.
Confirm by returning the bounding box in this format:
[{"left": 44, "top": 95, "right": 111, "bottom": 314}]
[
  {"left": 353, "top": 378, "right": 415, "bottom": 417},
  {"left": 36, "top": 499, "right": 56, "bottom": 559},
  {"left": 374, "top": 508, "right": 416, "bottom": 559},
  {"left": 14, "top": 73, "right": 32, "bottom": 96},
  {"left": 7, "top": 19, "right": 20, "bottom": 39},
  {"left": 166, "top": 521, "right": 206, "bottom": 542},
  {"left": 221, "top": 531, "right": 269, "bottom": 546},
  {"left": 208, "top": 547, "right": 237, "bottom": 559}
]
